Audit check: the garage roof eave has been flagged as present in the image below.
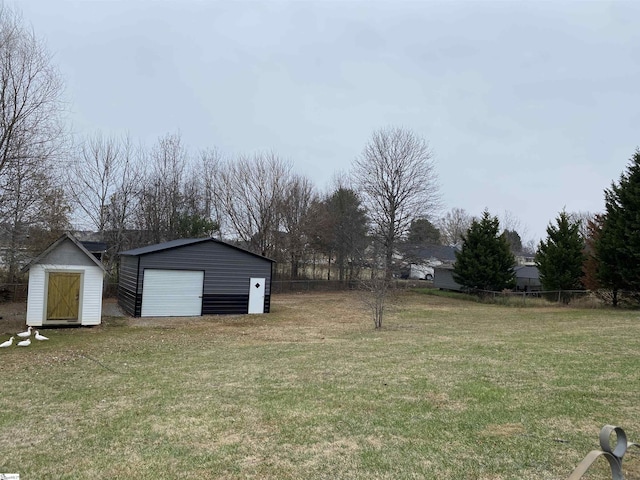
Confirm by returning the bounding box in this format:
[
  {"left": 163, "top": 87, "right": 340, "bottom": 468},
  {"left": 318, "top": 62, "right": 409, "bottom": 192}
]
[{"left": 119, "top": 237, "right": 275, "bottom": 263}]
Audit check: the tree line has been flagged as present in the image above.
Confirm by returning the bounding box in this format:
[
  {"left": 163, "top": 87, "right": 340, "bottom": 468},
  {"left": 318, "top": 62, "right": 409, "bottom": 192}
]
[
  {"left": 452, "top": 149, "right": 640, "bottom": 308},
  {"left": 0, "top": 4, "right": 528, "bottom": 288},
  {"left": 0, "top": 3, "right": 448, "bottom": 284},
  {"left": 2, "top": 3, "right": 640, "bottom": 312}
]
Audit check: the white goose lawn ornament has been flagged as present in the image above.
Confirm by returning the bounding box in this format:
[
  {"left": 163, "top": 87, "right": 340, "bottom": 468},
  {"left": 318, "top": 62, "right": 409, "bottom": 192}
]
[
  {"left": 0, "top": 336, "right": 14, "bottom": 348},
  {"left": 17, "top": 326, "right": 32, "bottom": 338},
  {"left": 17, "top": 338, "right": 31, "bottom": 347},
  {"left": 34, "top": 331, "right": 49, "bottom": 341}
]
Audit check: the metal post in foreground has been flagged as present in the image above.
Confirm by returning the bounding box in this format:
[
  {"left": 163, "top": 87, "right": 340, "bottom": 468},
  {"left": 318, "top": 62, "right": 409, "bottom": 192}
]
[{"left": 568, "top": 425, "right": 639, "bottom": 479}]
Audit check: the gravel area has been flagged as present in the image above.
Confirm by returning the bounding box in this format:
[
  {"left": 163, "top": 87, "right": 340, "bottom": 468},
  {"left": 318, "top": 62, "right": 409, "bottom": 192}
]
[{"left": 101, "top": 298, "right": 126, "bottom": 317}]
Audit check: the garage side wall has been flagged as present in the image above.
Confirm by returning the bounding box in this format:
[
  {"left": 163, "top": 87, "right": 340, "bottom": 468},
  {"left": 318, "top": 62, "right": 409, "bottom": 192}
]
[
  {"left": 117, "top": 255, "right": 139, "bottom": 316},
  {"left": 134, "top": 242, "right": 272, "bottom": 316}
]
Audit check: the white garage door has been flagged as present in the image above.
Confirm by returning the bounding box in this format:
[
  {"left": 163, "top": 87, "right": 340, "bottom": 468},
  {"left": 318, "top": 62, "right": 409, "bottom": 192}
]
[{"left": 141, "top": 269, "right": 204, "bottom": 317}]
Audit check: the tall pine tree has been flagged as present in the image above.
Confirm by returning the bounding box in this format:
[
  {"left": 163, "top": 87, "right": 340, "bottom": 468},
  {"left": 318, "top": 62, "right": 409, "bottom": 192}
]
[
  {"left": 536, "top": 211, "right": 585, "bottom": 292},
  {"left": 453, "top": 210, "right": 516, "bottom": 292},
  {"left": 595, "top": 149, "right": 640, "bottom": 306}
]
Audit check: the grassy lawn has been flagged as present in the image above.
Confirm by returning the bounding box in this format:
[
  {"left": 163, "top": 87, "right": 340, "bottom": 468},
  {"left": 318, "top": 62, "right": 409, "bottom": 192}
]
[{"left": 1, "top": 291, "right": 639, "bottom": 479}]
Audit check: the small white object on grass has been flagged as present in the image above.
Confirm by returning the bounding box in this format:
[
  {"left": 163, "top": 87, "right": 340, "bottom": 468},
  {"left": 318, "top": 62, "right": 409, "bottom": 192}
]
[
  {"left": 17, "top": 338, "right": 31, "bottom": 347},
  {"left": 0, "top": 336, "right": 14, "bottom": 348},
  {"left": 34, "top": 331, "right": 49, "bottom": 341},
  {"left": 17, "top": 326, "right": 32, "bottom": 338}
]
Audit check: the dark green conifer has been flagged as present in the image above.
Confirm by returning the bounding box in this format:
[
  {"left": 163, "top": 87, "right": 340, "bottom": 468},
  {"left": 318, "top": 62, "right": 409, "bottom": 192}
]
[
  {"left": 596, "top": 149, "right": 640, "bottom": 306},
  {"left": 536, "top": 211, "right": 585, "bottom": 292},
  {"left": 453, "top": 210, "right": 516, "bottom": 292}
]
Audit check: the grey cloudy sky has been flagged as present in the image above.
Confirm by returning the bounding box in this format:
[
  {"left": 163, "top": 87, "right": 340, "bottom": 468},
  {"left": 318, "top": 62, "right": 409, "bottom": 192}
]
[{"left": 18, "top": 0, "right": 640, "bottom": 243}]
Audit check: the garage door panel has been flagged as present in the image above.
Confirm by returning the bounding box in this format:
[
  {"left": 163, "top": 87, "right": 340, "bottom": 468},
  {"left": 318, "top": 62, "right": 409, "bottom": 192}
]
[{"left": 141, "top": 269, "right": 203, "bottom": 317}]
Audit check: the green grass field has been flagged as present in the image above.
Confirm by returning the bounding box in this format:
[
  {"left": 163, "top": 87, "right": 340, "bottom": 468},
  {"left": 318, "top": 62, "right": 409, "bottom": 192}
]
[{"left": 1, "top": 291, "right": 639, "bottom": 479}]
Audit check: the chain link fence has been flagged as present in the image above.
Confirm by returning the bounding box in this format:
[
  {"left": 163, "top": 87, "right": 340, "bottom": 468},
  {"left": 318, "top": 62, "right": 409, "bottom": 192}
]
[{"left": 0, "top": 284, "right": 28, "bottom": 302}]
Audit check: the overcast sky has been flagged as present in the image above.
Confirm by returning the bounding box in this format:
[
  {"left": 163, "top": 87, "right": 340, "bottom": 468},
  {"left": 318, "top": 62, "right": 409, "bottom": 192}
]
[{"left": 17, "top": 0, "right": 640, "bottom": 243}]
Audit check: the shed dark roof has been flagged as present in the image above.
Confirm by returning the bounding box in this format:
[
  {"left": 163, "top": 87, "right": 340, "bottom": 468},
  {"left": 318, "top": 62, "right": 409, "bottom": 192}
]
[{"left": 119, "top": 237, "right": 275, "bottom": 262}]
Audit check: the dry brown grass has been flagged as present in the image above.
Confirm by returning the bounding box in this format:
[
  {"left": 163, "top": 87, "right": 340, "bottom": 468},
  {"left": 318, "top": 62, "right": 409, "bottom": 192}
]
[{"left": 1, "top": 291, "right": 639, "bottom": 479}]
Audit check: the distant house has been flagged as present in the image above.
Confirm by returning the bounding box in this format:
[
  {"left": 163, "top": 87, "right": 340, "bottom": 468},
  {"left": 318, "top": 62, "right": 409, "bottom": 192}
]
[
  {"left": 514, "top": 265, "right": 541, "bottom": 291},
  {"left": 79, "top": 241, "right": 108, "bottom": 262},
  {"left": 404, "top": 244, "right": 459, "bottom": 266},
  {"left": 401, "top": 244, "right": 460, "bottom": 280},
  {"left": 23, "top": 232, "right": 106, "bottom": 326},
  {"left": 434, "top": 264, "right": 541, "bottom": 292},
  {"left": 118, "top": 238, "right": 274, "bottom": 317},
  {"left": 433, "top": 266, "right": 462, "bottom": 291}
]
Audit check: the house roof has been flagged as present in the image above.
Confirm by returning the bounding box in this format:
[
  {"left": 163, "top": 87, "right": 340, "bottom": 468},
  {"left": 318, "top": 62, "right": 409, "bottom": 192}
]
[
  {"left": 119, "top": 237, "right": 275, "bottom": 262},
  {"left": 514, "top": 265, "right": 540, "bottom": 279},
  {"left": 21, "top": 232, "right": 107, "bottom": 272},
  {"left": 80, "top": 241, "right": 108, "bottom": 253},
  {"left": 410, "top": 245, "right": 460, "bottom": 262}
]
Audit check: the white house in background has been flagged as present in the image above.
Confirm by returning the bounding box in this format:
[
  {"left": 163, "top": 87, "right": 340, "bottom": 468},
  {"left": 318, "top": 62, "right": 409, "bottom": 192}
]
[{"left": 22, "top": 232, "right": 106, "bottom": 327}]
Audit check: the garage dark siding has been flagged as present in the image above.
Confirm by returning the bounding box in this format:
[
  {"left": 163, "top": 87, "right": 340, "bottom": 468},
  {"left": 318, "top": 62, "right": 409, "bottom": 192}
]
[{"left": 117, "top": 255, "right": 139, "bottom": 316}]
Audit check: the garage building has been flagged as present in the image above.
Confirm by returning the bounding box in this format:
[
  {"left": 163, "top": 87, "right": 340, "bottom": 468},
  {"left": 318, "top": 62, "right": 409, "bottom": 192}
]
[{"left": 117, "top": 238, "right": 274, "bottom": 317}]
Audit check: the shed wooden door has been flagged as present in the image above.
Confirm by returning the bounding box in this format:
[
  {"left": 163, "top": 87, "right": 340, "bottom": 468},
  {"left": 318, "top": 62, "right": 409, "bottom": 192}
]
[{"left": 47, "top": 272, "right": 81, "bottom": 320}]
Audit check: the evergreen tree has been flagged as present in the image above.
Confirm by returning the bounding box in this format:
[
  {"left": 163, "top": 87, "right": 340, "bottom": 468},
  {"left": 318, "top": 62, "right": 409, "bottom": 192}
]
[
  {"left": 595, "top": 149, "right": 640, "bottom": 306},
  {"left": 502, "top": 229, "right": 523, "bottom": 253},
  {"left": 535, "top": 211, "right": 585, "bottom": 292},
  {"left": 453, "top": 210, "right": 516, "bottom": 292},
  {"left": 581, "top": 214, "right": 622, "bottom": 304},
  {"left": 407, "top": 218, "right": 441, "bottom": 245},
  {"left": 325, "top": 188, "right": 369, "bottom": 282}
]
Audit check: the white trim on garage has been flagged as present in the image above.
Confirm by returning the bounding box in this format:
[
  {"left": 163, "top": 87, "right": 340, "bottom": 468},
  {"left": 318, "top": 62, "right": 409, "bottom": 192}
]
[{"left": 141, "top": 269, "right": 204, "bottom": 317}]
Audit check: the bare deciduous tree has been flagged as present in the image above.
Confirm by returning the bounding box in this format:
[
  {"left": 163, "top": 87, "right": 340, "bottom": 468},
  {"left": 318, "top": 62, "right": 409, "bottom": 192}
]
[
  {"left": 0, "top": 4, "right": 68, "bottom": 279},
  {"left": 136, "top": 132, "right": 187, "bottom": 243},
  {"left": 352, "top": 127, "right": 440, "bottom": 278},
  {"left": 68, "top": 133, "right": 123, "bottom": 231},
  {"left": 66, "top": 133, "right": 144, "bottom": 274},
  {"left": 103, "top": 136, "right": 143, "bottom": 266},
  {"left": 568, "top": 210, "right": 594, "bottom": 241},
  {"left": 199, "top": 148, "right": 224, "bottom": 235},
  {"left": 279, "top": 173, "right": 316, "bottom": 278},
  {"left": 437, "top": 207, "right": 474, "bottom": 246},
  {"left": 0, "top": 152, "right": 69, "bottom": 280},
  {"left": 360, "top": 273, "right": 397, "bottom": 329},
  {"left": 217, "top": 152, "right": 292, "bottom": 257},
  {"left": 0, "top": 4, "right": 66, "bottom": 176}
]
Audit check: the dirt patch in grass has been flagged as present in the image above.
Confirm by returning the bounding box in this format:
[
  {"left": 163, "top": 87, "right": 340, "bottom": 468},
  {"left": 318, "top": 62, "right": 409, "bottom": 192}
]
[{"left": 480, "top": 423, "right": 526, "bottom": 437}]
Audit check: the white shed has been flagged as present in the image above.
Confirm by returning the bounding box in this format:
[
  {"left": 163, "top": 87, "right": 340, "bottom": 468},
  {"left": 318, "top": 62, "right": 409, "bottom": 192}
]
[{"left": 23, "top": 233, "right": 106, "bottom": 326}]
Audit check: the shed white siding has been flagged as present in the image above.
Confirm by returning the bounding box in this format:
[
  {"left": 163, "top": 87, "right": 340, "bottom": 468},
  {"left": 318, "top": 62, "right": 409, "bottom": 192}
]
[
  {"left": 25, "top": 265, "right": 46, "bottom": 326},
  {"left": 26, "top": 264, "right": 104, "bottom": 326}
]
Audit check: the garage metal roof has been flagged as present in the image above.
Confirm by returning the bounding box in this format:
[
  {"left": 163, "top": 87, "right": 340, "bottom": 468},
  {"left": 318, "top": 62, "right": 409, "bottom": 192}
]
[{"left": 119, "top": 237, "right": 275, "bottom": 262}]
